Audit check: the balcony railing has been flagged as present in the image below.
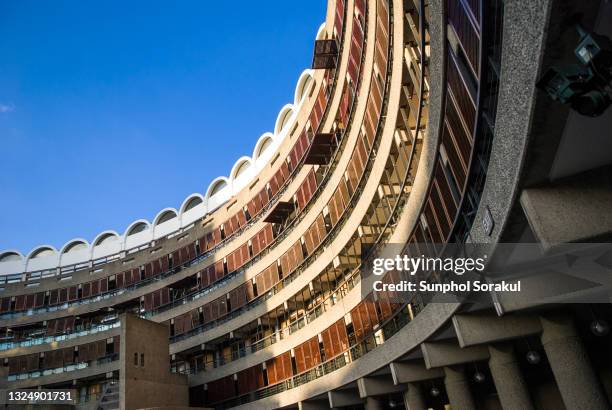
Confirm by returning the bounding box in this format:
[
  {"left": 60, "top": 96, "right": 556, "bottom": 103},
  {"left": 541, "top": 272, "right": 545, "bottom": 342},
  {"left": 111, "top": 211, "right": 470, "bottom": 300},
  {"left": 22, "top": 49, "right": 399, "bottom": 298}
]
[
  {"left": 7, "top": 353, "right": 119, "bottom": 383},
  {"left": 0, "top": 320, "right": 120, "bottom": 351}
]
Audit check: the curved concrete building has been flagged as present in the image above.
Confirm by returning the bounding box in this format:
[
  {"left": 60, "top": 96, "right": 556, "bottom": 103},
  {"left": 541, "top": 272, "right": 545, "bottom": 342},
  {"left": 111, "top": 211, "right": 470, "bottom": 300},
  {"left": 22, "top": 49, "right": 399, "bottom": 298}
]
[{"left": 1, "top": 0, "right": 612, "bottom": 409}]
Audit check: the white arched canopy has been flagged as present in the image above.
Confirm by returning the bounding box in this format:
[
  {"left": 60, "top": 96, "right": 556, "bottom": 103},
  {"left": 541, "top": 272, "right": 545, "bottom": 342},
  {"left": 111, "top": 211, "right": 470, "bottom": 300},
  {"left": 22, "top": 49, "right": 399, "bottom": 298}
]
[
  {"left": 91, "top": 231, "right": 122, "bottom": 259},
  {"left": 154, "top": 209, "right": 178, "bottom": 226},
  {"left": 93, "top": 231, "right": 120, "bottom": 247},
  {"left": 274, "top": 104, "right": 295, "bottom": 135},
  {"left": 231, "top": 157, "right": 253, "bottom": 180},
  {"left": 294, "top": 70, "right": 314, "bottom": 104},
  {"left": 206, "top": 177, "right": 229, "bottom": 199},
  {"left": 0, "top": 251, "right": 23, "bottom": 262},
  {"left": 316, "top": 22, "right": 327, "bottom": 40},
  {"left": 125, "top": 220, "right": 150, "bottom": 237},
  {"left": 180, "top": 194, "right": 205, "bottom": 215},
  {"left": 27, "top": 245, "right": 57, "bottom": 260},
  {"left": 60, "top": 239, "right": 89, "bottom": 255},
  {"left": 253, "top": 133, "right": 275, "bottom": 161}
]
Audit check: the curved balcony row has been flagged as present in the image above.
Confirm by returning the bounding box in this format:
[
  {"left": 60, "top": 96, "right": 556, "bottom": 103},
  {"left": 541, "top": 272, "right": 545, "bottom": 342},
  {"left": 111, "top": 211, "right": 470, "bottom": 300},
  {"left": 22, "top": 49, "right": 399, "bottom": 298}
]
[
  {"left": 188, "top": 0, "right": 506, "bottom": 404},
  {"left": 5, "top": 336, "right": 120, "bottom": 389},
  {"left": 171, "top": 0, "right": 420, "bottom": 380},
  {"left": 0, "top": 3, "right": 382, "bottom": 382},
  {"left": 0, "top": 0, "right": 368, "bottom": 336},
  {"left": 0, "top": 2, "right": 353, "bottom": 302}
]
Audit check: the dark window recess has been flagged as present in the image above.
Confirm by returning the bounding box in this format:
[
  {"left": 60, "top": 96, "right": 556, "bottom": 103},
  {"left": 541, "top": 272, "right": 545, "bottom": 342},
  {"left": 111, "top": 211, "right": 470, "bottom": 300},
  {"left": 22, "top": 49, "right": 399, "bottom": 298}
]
[
  {"left": 195, "top": 241, "right": 201, "bottom": 255},
  {"left": 134, "top": 353, "right": 138, "bottom": 366},
  {"left": 169, "top": 255, "right": 174, "bottom": 269},
  {"left": 140, "top": 353, "right": 144, "bottom": 367},
  {"left": 244, "top": 208, "right": 251, "bottom": 222},
  {"left": 291, "top": 355, "right": 298, "bottom": 375},
  {"left": 323, "top": 213, "right": 332, "bottom": 233},
  {"left": 220, "top": 225, "right": 226, "bottom": 240},
  {"left": 277, "top": 263, "right": 284, "bottom": 280},
  {"left": 223, "top": 260, "right": 228, "bottom": 275}
]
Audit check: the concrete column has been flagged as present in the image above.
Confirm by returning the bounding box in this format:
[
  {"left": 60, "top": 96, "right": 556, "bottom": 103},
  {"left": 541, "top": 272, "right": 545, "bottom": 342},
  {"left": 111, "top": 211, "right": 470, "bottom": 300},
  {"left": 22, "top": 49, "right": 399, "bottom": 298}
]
[
  {"left": 403, "top": 382, "right": 426, "bottom": 410},
  {"left": 488, "top": 344, "right": 534, "bottom": 410},
  {"left": 365, "top": 396, "right": 383, "bottom": 410},
  {"left": 540, "top": 316, "right": 609, "bottom": 410},
  {"left": 443, "top": 366, "right": 475, "bottom": 410}
]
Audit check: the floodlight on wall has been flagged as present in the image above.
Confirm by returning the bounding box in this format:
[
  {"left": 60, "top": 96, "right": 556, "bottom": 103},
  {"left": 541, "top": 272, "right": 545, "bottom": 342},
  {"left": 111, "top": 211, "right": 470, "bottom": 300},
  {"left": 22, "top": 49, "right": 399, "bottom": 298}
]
[{"left": 537, "top": 25, "right": 612, "bottom": 117}]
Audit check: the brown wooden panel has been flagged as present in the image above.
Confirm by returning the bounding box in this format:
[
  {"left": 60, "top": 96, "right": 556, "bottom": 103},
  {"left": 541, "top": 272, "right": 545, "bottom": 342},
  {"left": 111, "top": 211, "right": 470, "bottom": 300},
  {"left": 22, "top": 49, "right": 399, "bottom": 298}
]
[
  {"left": 206, "top": 375, "right": 236, "bottom": 404},
  {"left": 237, "top": 365, "right": 264, "bottom": 395},
  {"left": 266, "top": 351, "right": 293, "bottom": 385},
  {"left": 294, "top": 336, "right": 322, "bottom": 374}
]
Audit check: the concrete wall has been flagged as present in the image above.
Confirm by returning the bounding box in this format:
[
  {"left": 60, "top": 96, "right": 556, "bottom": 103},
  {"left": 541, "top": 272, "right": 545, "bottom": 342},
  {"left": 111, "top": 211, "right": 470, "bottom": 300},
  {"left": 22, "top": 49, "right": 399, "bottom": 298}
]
[{"left": 120, "top": 314, "right": 189, "bottom": 410}]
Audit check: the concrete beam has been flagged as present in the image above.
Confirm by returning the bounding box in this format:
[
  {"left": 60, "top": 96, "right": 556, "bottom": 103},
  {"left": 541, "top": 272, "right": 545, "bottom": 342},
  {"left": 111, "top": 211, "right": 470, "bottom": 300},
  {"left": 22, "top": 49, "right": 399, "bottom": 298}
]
[
  {"left": 520, "top": 173, "right": 612, "bottom": 251},
  {"left": 328, "top": 390, "right": 362, "bottom": 408},
  {"left": 421, "top": 341, "right": 489, "bottom": 369},
  {"left": 357, "top": 376, "right": 404, "bottom": 398},
  {"left": 389, "top": 361, "right": 444, "bottom": 384},
  {"left": 452, "top": 313, "right": 542, "bottom": 347}
]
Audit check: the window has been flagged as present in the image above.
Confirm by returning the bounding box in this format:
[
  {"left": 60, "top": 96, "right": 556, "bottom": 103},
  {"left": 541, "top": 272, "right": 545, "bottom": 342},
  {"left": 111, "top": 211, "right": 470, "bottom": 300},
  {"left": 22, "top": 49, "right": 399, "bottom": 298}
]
[
  {"left": 134, "top": 353, "right": 138, "bottom": 366},
  {"left": 140, "top": 353, "right": 145, "bottom": 367}
]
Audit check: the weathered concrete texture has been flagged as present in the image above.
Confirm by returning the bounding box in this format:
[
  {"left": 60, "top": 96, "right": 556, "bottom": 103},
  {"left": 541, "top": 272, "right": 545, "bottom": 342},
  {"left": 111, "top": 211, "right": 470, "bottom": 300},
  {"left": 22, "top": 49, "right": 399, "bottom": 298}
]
[
  {"left": 469, "top": 0, "right": 553, "bottom": 246},
  {"left": 488, "top": 344, "right": 534, "bottom": 410},
  {"left": 403, "top": 383, "right": 426, "bottom": 410},
  {"left": 521, "top": 169, "right": 612, "bottom": 250},
  {"left": 390, "top": 361, "right": 444, "bottom": 384},
  {"left": 357, "top": 376, "right": 404, "bottom": 398},
  {"left": 540, "top": 315, "right": 610, "bottom": 410},
  {"left": 365, "top": 396, "right": 383, "bottom": 410},
  {"left": 452, "top": 312, "right": 542, "bottom": 347},
  {"left": 421, "top": 340, "right": 489, "bottom": 369},
  {"left": 120, "top": 314, "right": 189, "bottom": 410},
  {"left": 443, "top": 366, "right": 476, "bottom": 410},
  {"left": 328, "top": 390, "right": 362, "bottom": 408}
]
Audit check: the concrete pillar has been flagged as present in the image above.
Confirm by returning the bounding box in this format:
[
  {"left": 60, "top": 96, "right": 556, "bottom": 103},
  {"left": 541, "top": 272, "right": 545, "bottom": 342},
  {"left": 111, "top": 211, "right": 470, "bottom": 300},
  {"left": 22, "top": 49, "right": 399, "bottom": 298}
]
[
  {"left": 540, "top": 316, "right": 609, "bottom": 410},
  {"left": 443, "top": 366, "right": 475, "bottom": 410},
  {"left": 365, "top": 396, "right": 383, "bottom": 410},
  {"left": 488, "top": 344, "right": 534, "bottom": 410},
  {"left": 403, "top": 382, "right": 426, "bottom": 410}
]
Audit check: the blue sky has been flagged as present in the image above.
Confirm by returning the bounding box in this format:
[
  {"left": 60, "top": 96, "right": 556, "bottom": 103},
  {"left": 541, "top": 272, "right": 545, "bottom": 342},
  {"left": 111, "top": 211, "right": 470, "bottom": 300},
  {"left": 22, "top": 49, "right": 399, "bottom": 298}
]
[{"left": 0, "top": 1, "right": 325, "bottom": 254}]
